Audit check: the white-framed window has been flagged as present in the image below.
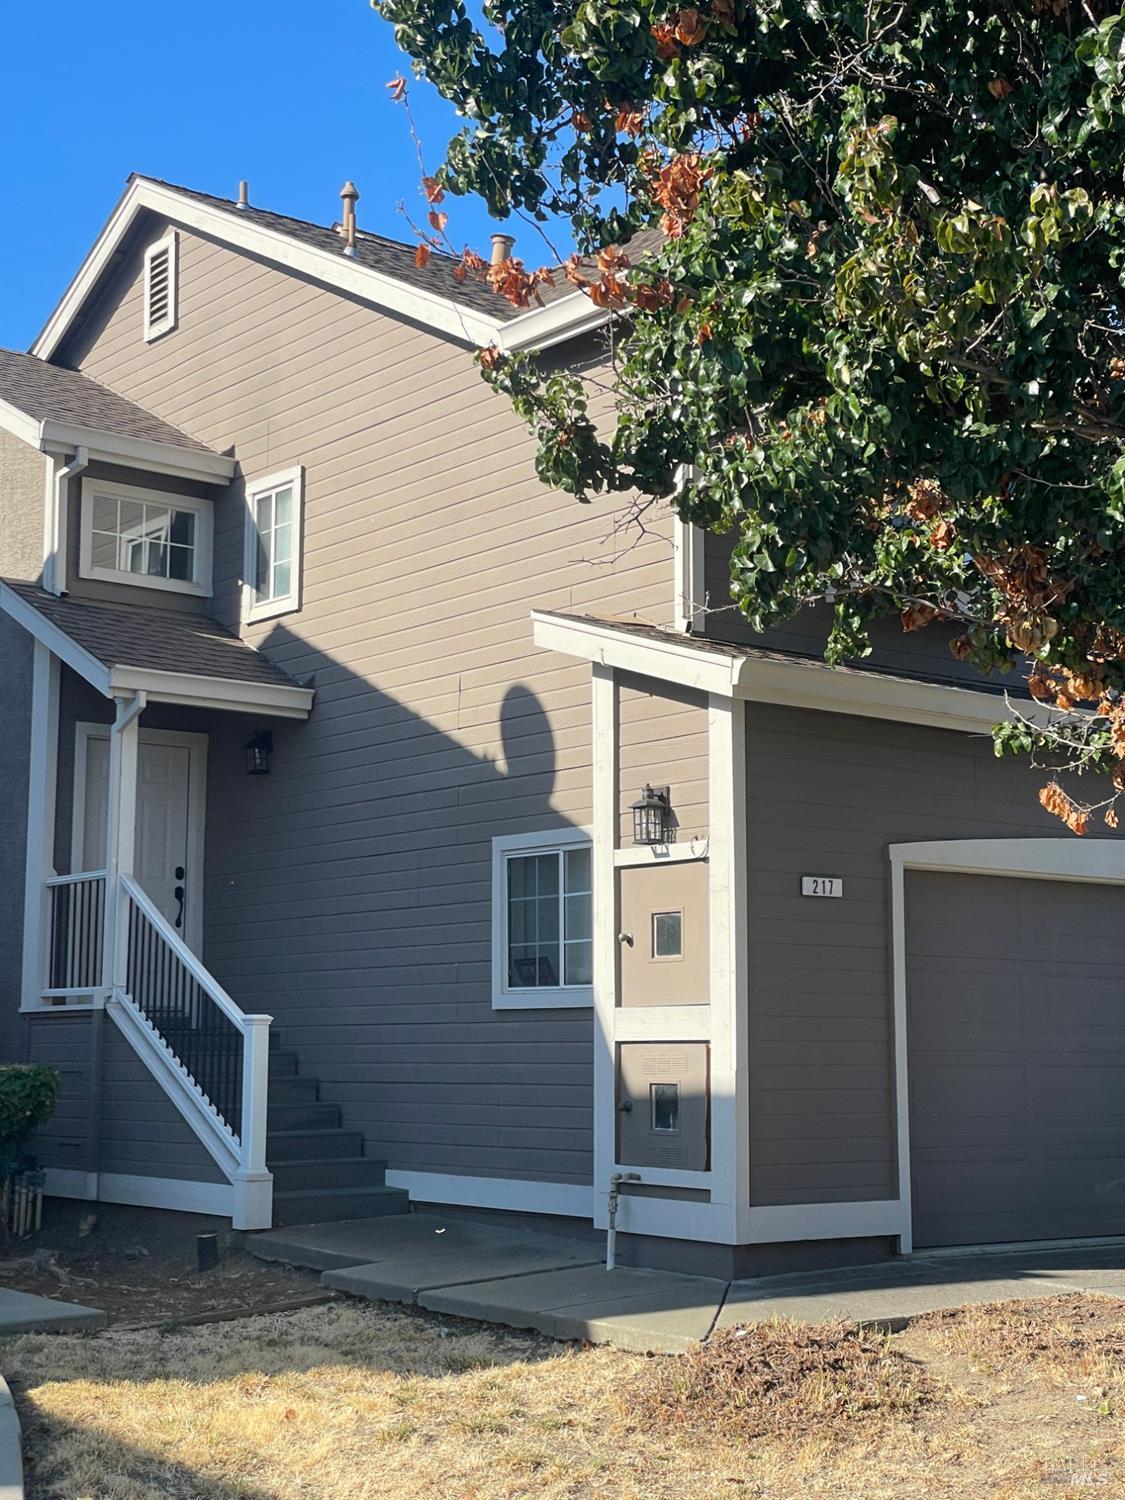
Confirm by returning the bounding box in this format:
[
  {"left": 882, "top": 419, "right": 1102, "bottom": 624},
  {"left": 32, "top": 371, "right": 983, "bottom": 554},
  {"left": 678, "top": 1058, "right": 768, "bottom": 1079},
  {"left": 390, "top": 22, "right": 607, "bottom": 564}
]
[
  {"left": 143, "top": 232, "right": 178, "bottom": 341},
  {"left": 491, "top": 828, "right": 594, "bottom": 1010},
  {"left": 243, "top": 466, "right": 304, "bottom": 623},
  {"left": 79, "top": 478, "right": 212, "bottom": 596}
]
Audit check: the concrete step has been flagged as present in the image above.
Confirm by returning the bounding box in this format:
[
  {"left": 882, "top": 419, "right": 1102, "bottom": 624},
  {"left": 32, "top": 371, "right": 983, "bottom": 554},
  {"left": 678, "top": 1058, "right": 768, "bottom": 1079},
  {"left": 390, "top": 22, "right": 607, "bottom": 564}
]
[
  {"left": 267, "top": 1128, "right": 364, "bottom": 1162},
  {"left": 270, "top": 1184, "right": 410, "bottom": 1227},
  {"left": 268, "top": 1050, "right": 299, "bottom": 1077},
  {"left": 268, "top": 1075, "right": 318, "bottom": 1104},
  {"left": 270, "top": 1157, "right": 387, "bottom": 1192},
  {"left": 267, "top": 1101, "right": 340, "bottom": 1132}
]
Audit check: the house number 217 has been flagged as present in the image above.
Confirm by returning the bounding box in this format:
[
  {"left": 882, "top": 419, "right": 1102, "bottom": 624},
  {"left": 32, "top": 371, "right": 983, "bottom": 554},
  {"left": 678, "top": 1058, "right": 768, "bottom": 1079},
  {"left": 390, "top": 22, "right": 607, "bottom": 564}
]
[{"left": 801, "top": 876, "right": 843, "bottom": 898}]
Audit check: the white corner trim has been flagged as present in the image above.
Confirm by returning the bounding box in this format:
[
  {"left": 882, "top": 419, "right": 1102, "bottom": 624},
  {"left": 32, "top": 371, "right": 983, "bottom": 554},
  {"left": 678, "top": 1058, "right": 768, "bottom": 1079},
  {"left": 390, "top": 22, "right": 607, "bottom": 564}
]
[
  {"left": 242, "top": 465, "right": 305, "bottom": 625},
  {"left": 78, "top": 476, "right": 213, "bottom": 598},
  {"left": 20, "top": 644, "right": 59, "bottom": 1010},
  {"left": 490, "top": 826, "right": 595, "bottom": 1011},
  {"left": 33, "top": 178, "right": 505, "bottom": 359},
  {"left": 384, "top": 1170, "right": 594, "bottom": 1219}
]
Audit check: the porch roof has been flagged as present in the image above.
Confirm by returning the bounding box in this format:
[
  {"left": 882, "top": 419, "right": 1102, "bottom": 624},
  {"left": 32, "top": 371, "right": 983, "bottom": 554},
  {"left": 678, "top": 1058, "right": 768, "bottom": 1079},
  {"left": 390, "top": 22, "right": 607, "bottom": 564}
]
[
  {"left": 530, "top": 609, "right": 1041, "bottom": 737},
  {"left": 0, "top": 349, "right": 234, "bottom": 484},
  {"left": 0, "top": 579, "right": 313, "bottom": 718}
]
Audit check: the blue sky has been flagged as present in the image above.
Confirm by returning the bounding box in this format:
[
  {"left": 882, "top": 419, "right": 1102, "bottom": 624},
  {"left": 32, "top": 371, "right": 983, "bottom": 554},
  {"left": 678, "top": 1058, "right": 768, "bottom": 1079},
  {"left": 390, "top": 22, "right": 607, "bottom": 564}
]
[{"left": 0, "top": 0, "right": 543, "bottom": 350}]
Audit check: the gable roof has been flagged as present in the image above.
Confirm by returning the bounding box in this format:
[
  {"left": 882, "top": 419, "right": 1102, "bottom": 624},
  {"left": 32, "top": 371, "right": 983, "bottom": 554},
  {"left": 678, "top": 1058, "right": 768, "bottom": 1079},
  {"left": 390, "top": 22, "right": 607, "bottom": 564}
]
[
  {"left": 0, "top": 578, "right": 313, "bottom": 717},
  {"left": 0, "top": 346, "right": 234, "bottom": 482},
  {"left": 32, "top": 176, "right": 613, "bottom": 362}
]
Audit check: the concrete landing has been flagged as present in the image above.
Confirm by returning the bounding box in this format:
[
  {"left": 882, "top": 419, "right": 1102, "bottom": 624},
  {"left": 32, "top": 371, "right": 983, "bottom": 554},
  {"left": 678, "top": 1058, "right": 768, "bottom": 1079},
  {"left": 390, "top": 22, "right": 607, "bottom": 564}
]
[
  {"left": 719, "top": 1245, "right": 1125, "bottom": 1333},
  {"left": 0, "top": 1374, "right": 22, "bottom": 1500},
  {"left": 247, "top": 1216, "right": 1125, "bottom": 1355},
  {"left": 0, "top": 1288, "right": 105, "bottom": 1336},
  {"left": 422, "top": 1264, "right": 727, "bottom": 1352}
]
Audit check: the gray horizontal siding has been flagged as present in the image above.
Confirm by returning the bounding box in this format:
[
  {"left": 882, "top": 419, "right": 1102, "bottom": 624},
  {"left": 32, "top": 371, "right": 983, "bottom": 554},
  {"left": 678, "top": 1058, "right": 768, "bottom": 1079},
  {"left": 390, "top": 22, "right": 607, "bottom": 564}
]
[
  {"left": 744, "top": 702, "right": 1112, "bottom": 1208},
  {"left": 26, "top": 1013, "right": 225, "bottom": 1185},
  {"left": 60, "top": 219, "right": 683, "bottom": 1188}
]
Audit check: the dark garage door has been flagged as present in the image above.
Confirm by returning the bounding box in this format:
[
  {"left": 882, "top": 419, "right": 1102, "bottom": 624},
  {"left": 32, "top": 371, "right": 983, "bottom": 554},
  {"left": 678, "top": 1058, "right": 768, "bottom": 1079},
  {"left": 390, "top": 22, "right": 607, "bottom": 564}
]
[{"left": 907, "top": 869, "right": 1125, "bottom": 1248}]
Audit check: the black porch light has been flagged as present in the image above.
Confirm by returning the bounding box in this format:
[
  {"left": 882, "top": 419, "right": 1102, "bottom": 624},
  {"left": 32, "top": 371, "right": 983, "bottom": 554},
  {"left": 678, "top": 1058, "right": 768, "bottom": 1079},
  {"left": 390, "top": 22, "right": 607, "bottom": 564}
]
[
  {"left": 243, "top": 729, "right": 273, "bottom": 776},
  {"left": 631, "top": 784, "right": 671, "bottom": 846}
]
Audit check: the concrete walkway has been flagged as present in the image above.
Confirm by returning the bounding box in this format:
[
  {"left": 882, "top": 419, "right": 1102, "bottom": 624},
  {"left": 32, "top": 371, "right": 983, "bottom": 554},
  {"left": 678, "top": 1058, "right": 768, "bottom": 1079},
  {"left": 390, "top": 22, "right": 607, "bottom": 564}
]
[{"left": 246, "top": 1216, "right": 1125, "bottom": 1355}]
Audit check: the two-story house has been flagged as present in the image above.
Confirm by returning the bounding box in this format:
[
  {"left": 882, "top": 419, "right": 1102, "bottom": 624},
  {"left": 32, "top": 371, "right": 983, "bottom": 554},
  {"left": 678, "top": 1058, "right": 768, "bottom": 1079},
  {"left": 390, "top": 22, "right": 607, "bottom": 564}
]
[{"left": 1, "top": 173, "right": 1122, "bottom": 1275}]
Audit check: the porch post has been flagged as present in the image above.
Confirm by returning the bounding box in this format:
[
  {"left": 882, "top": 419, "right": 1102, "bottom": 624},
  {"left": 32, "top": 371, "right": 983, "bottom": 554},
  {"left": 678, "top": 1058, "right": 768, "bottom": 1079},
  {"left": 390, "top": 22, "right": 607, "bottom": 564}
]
[
  {"left": 100, "top": 690, "right": 145, "bottom": 997},
  {"left": 233, "top": 1013, "right": 274, "bottom": 1230},
  {"left": 20, "top": 642, "right": 60, "bottom": 1010}
]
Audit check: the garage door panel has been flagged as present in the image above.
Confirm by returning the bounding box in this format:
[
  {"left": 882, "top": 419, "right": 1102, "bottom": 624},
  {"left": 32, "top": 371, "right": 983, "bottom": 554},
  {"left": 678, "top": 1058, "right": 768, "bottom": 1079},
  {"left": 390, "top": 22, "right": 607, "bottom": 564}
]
[{"left": 907, "top": 869, "right": 1125, "bottom": 1248}]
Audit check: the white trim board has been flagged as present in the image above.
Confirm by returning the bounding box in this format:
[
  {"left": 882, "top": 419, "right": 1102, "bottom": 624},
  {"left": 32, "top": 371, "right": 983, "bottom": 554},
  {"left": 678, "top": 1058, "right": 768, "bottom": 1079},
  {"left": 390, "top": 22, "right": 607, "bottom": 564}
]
[
  {"left": 0, "top": 401, "right": 234, "bottom": 485},
  {"left": 43, "top": 1167, "right": 233, "bottom": 1217},
  {"left": 385, "top": 1170, "right": 594, "bottom": 1219},
  {"left": 30, "top": 177, "right": 613, "bottom": 363},
  {"left": 532, "top": 610, "right": 1054, "bottom": 736},
  {"left": 888, "top": 837, "right": 1125, "bottom": 1256}
]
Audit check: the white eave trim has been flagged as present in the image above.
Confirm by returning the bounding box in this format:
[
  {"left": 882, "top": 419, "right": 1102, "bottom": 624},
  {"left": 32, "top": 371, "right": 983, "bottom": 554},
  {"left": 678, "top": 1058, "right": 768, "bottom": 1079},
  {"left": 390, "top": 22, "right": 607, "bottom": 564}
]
[
  {"left": 0, "top": 400, "right": 233, "bottom": 485},
  {"left": 530, "top": 610, "right": 1047, "bottom": 735},
  {"left": 498, "top": 291, "right": 613, "bottom": 353},
  {"left": 40, "top": 421, "right": 233, "bottom": 483},
  {"left": 0, "top": 581, "right": 313, "bottom": 718},
  {"left": 108, "top": 666, "right": 313, "bottom": 718},
  {"left": 33, "top": 178, "right": 505, "bottom": 359}
]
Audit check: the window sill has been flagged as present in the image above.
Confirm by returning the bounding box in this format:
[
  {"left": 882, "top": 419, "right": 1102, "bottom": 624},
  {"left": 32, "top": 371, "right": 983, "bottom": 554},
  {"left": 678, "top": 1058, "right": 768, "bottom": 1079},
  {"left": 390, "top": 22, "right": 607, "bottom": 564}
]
[
  {"left": 492, "top": 986, "right": 594, "bottom": 1011},
  {"left": 244, "top": 596, "right": 300, "bottom": 626},
  {"left": 79, "top": 566, "right": 209, "bottom": 598}
]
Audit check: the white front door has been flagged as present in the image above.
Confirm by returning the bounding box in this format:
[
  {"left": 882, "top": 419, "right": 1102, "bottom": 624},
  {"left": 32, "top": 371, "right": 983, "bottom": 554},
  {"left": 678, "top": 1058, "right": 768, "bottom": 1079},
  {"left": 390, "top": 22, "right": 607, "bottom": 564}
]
[{"left": 75, "top": 726, "right": 207, "bottom": 953}]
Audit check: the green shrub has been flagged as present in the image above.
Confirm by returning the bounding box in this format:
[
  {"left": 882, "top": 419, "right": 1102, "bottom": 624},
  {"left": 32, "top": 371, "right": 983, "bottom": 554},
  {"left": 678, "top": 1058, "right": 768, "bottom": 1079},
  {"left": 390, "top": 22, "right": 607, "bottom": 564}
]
[{"left": 0, "top": 1065, "right": 59, "bottom": 1180}]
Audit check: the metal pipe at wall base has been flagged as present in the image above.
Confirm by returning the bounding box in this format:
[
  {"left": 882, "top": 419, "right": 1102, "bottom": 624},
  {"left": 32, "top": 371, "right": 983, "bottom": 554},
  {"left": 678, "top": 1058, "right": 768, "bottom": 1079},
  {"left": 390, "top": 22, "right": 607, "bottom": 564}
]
[{"left": 606, "top": 1171, "right": 641, "bottom": 1271}]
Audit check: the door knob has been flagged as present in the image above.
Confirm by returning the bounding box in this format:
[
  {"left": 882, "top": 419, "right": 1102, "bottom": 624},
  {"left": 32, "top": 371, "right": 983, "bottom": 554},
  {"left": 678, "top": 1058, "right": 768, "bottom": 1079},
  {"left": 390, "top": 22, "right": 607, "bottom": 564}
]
[
  {"left": 617, "top": 1099, "right": 633, "bottom": 1113},
  {"left": 174, "top": 885, "right": 185, "bottom": 929}
]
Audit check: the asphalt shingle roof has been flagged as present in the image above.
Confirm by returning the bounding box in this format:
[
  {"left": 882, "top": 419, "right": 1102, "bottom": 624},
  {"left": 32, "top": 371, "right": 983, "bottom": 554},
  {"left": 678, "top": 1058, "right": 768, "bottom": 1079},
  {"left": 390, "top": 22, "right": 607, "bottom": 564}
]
[
  {"left": 0, "top": 348, "right": 218, "bottom": 454},
  {"left": 137, "top": 176, "right": 667, "bottom": 321},
  {"left": 2, "top": 579, "right": 302, "bottom": 691}
]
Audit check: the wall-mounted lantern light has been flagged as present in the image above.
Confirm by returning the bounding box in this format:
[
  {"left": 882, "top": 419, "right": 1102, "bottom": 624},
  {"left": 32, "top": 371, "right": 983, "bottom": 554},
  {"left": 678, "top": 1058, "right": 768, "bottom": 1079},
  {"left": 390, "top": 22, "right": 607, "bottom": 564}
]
[
  {"left": 243, "top": 729, "right": 273, "bottom": 776},
  {"left": 631, "top": 784, "right": 671, "bottom": 846}
]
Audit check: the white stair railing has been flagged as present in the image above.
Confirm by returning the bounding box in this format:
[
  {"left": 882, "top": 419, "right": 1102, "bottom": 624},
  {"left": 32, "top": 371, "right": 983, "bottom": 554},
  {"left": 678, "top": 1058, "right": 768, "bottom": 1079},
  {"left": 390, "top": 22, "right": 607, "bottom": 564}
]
[
  {"left": 42, "top": 868, "right": 273, "bottom": 1230},
  {"left": 43, "top": 871, "right": 106, "bottom": 1000}
]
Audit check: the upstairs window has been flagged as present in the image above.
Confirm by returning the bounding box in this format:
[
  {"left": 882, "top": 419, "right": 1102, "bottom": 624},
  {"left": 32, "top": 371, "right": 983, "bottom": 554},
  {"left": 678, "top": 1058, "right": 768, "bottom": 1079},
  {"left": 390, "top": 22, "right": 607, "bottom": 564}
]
[
  {"left": 143, "top": 232, "right": 177, "bottom": 341},
  {"left": 491, "top": 829, "right": 594, "bottom": 1009},
  {"left": 79, "top": 479, "right": 212, "bottom": 596},
  {"left": 243, "top": 467, "right": 304, "bottom": 623}
]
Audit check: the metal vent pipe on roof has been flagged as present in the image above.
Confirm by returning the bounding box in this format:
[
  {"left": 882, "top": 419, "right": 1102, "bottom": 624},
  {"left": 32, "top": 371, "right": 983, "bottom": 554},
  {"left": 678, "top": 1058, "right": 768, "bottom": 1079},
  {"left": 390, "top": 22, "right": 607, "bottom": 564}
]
[
  {"left": 340, "top": 181, "right": 359, "bottom": 258},
  {"left": 236, "top": 181, "right": 250, "bottom": 210},
  {"left": 490, "top": 232, "right": 516, "bottom": 267}
]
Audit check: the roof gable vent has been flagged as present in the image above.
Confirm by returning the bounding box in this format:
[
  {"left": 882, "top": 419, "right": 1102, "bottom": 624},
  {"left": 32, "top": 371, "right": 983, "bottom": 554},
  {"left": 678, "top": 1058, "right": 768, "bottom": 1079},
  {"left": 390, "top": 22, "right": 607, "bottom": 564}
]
[{"left": 143, "top": 231, "right": 178, "bottom": 341}]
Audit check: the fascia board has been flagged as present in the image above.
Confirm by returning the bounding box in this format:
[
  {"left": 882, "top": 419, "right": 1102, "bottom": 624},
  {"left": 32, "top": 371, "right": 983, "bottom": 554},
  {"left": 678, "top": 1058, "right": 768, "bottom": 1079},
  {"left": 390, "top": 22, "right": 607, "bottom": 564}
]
[
  {"left": 33, "top": 179, "right": 504, "bottom": 359},
  {"left": 40, "top": 421, "right": 234, "bottom": 483},
  {"left": 108, "top": 665, "right": 313, "bottom": 718}
]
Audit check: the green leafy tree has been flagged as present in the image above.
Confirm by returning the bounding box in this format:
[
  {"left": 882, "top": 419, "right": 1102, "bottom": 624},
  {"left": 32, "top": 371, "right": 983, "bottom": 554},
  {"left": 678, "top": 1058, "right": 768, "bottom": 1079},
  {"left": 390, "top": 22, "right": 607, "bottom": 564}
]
[{"left": 377, "top": 0, "right": 1125, "bottom": 831}]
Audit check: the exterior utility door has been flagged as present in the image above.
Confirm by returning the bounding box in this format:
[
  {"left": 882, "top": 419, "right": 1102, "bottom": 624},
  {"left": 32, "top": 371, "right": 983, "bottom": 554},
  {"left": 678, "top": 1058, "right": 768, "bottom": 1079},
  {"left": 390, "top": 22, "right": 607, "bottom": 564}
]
[
  {"left": 907, "top": 870, "right": 1125, "bottom": 1249},
  {"left": 74, "top": 725, "right": 207, "bottom": 953}
]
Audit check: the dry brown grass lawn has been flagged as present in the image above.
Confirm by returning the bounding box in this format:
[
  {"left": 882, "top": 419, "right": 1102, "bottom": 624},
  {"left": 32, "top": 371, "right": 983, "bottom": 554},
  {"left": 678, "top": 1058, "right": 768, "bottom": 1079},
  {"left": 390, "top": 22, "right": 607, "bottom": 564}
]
[{"left": 5, "top": 1293, "right": 1125, "bottom": 1499}]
